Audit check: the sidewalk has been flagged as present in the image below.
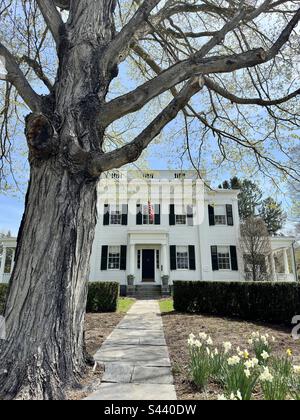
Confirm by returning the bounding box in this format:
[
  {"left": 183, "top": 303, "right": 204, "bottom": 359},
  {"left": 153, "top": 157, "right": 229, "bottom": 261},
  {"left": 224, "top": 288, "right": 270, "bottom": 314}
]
[{"left": 85, "top": 300, "right": 177, "bottom": 400}]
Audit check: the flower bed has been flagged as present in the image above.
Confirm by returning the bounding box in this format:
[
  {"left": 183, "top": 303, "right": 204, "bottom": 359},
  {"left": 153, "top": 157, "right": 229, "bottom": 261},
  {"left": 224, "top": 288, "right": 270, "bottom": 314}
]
[{"left": 188, "top": 331, "right": 300, "bottom": 400}]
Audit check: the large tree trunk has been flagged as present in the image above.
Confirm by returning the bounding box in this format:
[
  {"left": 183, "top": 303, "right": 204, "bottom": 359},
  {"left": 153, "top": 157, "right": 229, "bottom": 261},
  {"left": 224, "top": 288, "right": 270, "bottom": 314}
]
[
  {"left": 0, "top": 0, "right": 117, "bottom": 399},
  {"left": 0, "top": 163, "right": 98, "bottom": 400}
]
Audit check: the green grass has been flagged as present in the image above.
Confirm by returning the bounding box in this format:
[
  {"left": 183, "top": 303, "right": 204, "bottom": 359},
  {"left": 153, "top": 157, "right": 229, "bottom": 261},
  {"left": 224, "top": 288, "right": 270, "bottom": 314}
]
[
  {"left": 117, "top": 297, "right": 136, "bottom": 313},
  {"left": 159, "top": 298, "right": 174, "bottom": 313}
]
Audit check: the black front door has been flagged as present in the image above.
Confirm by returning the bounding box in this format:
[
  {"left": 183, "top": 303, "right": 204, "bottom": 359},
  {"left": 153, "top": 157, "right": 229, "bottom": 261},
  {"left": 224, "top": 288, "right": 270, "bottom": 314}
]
[{"left": 142, "top": 250, "right": 155, "bottom": 282}]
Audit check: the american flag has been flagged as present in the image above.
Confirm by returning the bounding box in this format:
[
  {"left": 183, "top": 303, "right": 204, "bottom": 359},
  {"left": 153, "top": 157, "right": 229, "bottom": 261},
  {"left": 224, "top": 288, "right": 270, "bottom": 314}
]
[{"left": 148, "top": 200, "right": 155, "bottom": 224}]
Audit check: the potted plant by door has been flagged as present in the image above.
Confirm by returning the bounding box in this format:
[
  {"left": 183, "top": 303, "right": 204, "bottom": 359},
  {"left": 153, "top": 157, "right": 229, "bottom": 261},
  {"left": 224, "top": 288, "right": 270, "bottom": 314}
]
[{"left": 127, "top": 275, "right": 135, "bottom": 286}]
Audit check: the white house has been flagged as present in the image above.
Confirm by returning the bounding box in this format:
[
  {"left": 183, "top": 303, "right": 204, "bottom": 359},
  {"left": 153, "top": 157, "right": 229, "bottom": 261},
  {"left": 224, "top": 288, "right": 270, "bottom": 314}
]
[{"left": 0, "top": 170, "right": 298, "bottom": 295}]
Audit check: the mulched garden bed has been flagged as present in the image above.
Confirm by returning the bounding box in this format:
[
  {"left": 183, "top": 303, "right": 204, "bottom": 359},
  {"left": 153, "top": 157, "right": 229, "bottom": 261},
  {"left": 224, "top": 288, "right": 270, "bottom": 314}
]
[
  {"left": 67, "top": 312, "right": 124, "bottom": 400},
  {"left": 161, "top": 312, "right": 300, "bottom": 400}
]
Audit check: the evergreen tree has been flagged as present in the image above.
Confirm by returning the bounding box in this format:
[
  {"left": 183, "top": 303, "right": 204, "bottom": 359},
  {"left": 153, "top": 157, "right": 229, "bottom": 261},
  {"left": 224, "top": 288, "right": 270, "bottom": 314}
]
[{"left": 260, "top": 197, "right": 287, "bottom": 235}]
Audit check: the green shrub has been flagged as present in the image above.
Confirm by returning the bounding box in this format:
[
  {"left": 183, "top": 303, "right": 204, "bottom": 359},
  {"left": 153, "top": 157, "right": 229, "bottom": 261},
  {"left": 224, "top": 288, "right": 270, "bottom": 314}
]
[
  {"left": 0, "top": 282, "right": 119, "bottom": 314},
  {"left": 86, "top": 282, "right": 119, "bottom": 313},
  {"left": 173, "top": 281, "right": 300, "bottom": 324},
  {"left": 0, "top": 284, "right": 8, "bottom": 315}
]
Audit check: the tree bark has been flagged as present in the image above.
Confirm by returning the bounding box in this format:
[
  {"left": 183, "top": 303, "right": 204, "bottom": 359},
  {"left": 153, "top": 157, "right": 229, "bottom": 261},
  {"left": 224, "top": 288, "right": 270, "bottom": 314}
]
[
  {"left": 0, "top": 162, "right": 98, "bottom": 400},
  {"left": 0, "top": 0, "right": 116, "bottom": 399}
]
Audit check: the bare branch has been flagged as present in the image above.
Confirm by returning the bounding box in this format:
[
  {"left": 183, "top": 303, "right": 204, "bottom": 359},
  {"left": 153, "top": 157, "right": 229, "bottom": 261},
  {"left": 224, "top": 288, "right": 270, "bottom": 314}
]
[
  {"left": 204, "top": 76, "right": 300, "bottom": 106},
  {"left": 103, "top": 0, "right": 162, "bottom": 66},
  {"left": 36, "top": 0, "right": 64, "bottom": 45},
  {"left": 90, "top": 77, "right": 204, "bottom": 175},
  {"left": 0, "top": 43, "right": 41, "bottom": 112},
  {"left": 100, "top": 47, "right": 267, "bottom": 127}
]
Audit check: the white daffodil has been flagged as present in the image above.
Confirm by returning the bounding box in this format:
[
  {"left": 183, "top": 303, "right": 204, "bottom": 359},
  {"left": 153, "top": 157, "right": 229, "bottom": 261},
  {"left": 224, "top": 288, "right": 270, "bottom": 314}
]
[
  {"left": 189, "top": 333, "right": 196, "bottom": 340},
  {"left": 218, "top": 395, "right": 227, "bottom": 401},
  {"left": 244, "top": 360, "right": 253, "bottom": 369},
  {"left": 261, "top": 351, "right": 270, "bottom": 361},
  {"left": 207, "top": 337, "right": 213, "bottom": 346},
  {"left": 259, "top": 367, "right": 273, "bottom": 383},
  {"left": 214, "top": 348, "right": 219, "bottom": 356},
  {"left": 244, "top": 369, "right": 251, "bottom": 378},
  {"left": 251, "top": 358, "right": 259, "bottom": 367},
  {"left": 236, "top": 391, "right": 243, "bottom": 401},
  {"left": 228, "top": 355, "right": 241, "bottom": 366},
  {"left": 206, "top": 347, "right": 211, "bottom": 356},
  {"left": 248, "top": 339, "right": 253, "bottom": 346},
  {"left": 194, "top": 339, "right": 202, "bottom": 348},
  {"left": 199, "top": 332, "right": 208, "bottom": 340},
  {"left": 223, "top": 342, "right": 232, "bottom": 354},
  {"left": 293, "top": 366, "right": 300, "bottom": 375}
]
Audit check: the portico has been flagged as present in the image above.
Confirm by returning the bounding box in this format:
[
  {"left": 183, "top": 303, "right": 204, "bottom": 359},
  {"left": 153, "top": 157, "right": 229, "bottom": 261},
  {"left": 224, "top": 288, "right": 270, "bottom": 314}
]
[{"left": 128, "top": 230, "right": 169, "bottom": 284}]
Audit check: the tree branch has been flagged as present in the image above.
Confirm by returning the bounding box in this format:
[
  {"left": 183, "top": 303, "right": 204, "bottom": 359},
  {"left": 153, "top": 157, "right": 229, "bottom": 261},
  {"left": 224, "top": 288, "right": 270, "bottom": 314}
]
[
  {"left": 36, "top": 0, "right": 64, "bottom": 46},
  {"left": 103, "top": 0, "right": 162, "bottom": 67},
  {"left": 90, "top": 77, "right": 203, "bottom": 175},
  {"left": 100, "top": 47, "right": 267, "bottom": 127},
  {"left": 0, "top": 43, "right": 41, "bottom": 112},
  {"left": 204, "top": 76, "right": 300, "bottom": 106}
]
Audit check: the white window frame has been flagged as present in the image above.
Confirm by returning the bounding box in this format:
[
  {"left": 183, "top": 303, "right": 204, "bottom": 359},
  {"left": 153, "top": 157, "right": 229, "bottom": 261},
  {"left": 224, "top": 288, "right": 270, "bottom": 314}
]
[
  {"left": 214, "top": 205, "right": 227, "bottom": 226},
  {"left": 110, "top": 205, "right": 122, "bottom": 225},
  {"left": 217, "top": 246, "right": 231, "bottom": 270},
  {"left": 142, "top": 204, "right": 155, "bottom": 225},
  {"left": 176, "top": 246, "right": 189, "bottom": 270},
  {"left": 108, "top": 246, "right": 121, "bottom": 270}
]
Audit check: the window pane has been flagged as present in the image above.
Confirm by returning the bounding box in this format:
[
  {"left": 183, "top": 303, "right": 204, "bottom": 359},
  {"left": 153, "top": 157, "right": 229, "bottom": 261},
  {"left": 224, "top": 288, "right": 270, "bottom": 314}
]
[
  {"left": 217, "top": 247, "right": 231, "bottom": 270},
  {"left": 108, "top": 246, "right": 120, "bottom": 269},
  {"left": 176, "top": 215, "right": 187, "bottom": 225},
  {"left": 143, "top": 205, "right": 154, "bottom": 225},
  {"left": 215, "top": 206, "right": 227, "bottom": 225},
  {"left": 110, "top": 206, "right": 121, "bottom": 224},
  {"left": 176, "top": 247, "right": 189, "bottom": 269},
  {"left": 4, "top": 248, "right": 14, "bottom": 274}
]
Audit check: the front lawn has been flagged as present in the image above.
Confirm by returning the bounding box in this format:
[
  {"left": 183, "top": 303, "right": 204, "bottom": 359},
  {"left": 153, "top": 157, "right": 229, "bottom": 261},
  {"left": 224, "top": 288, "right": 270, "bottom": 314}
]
[
  {"left": 161, "top": 312, "right": 300, "bottom": 400},
  {"left": 117, "top": 297, "right": 136, "bottom": 313},
  {"left": 159, "top": 298, "right": 174, "bottom": 313}
]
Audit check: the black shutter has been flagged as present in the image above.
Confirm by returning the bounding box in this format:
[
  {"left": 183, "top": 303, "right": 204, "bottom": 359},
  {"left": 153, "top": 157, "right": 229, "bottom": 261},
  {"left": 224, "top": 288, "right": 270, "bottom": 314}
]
[
  {"left": 187, "top": 205, "right": 194, "bottom": 226},
  {"left": 101, "top": 246, "right": 108, "bottom": 270},
  {"left": 122, "top": 204, "right": 128, "bottom": 226},
  {"left": 208, "top": 205, "right": 215, "bottom": 226},
  {"left": 226, "top": 204, "right": 234, "bottom": 226},
  {"left": 170, "top": 245, "right": 177, "bottom": 270},
  {"left": 120, "top": 246, "right": 127, "bottom": 270},
  {"left": 211, "top": 246, "right": 219, "bottom": 271},
  {"left": 155, "top": 204, "right": 161, "bottom": 225},
  {"left": 230, "top": 246, "right": 238, "bottom": 271},
  {"left": 169, "top": 204, "right": 175, "bottom": 225},
  {"left": 137, "top": 250, "right": 141, "bottom": 269},
  {"left": 103, "top": 205, "right": 110, "bottom": 226},
  {"left": 136, "top": 204, "right": 142, "bottom": 225},
  {"left": 189, "top": 246, "right": 196, "bottom": 270}
]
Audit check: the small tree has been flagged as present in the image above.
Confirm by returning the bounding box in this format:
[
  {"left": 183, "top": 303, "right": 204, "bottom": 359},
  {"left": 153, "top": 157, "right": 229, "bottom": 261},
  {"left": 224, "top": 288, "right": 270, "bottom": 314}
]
[
  {"left": 260, "top": 197, "right": 287, "bottom": 235},
  {"left": 240, "top": 217, "right": 272, "bottom": 282}
]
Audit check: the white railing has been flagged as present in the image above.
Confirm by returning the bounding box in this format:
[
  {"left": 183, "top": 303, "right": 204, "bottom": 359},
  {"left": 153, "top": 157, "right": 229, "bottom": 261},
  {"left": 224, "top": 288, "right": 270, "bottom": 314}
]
[{"left": 0, "top": 273, "right": 11, "bottom": 284}]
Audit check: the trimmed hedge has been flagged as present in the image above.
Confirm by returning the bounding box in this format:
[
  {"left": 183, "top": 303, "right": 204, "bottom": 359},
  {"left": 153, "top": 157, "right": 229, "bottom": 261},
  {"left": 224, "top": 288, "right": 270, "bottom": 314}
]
[
  {"left": 86, "top": 282, "right": 119, "bottom": 313},
  {"left": 0, "top": 282, "right": 119, "bottom": 315},
  {"left": 173, "top": 281, "right": 300, "bottom": 324},
  {"left": 0, "top": 284, "right": 8, "bottom": 315}
]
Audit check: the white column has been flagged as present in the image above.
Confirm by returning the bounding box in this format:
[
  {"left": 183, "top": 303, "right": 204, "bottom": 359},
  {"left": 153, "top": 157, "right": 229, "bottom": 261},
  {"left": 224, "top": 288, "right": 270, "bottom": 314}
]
[
  {"left": 283, "top": 249, "right": 289, "bottom": 275},
  {"left": 10, "top": 249, "right": 15, "bottom": 274},
  {"left": 270, "top": 252, "right": 276, "bottom": 281},
  {"left": 162, "top": 244, "right": 169, "bottom": 276},
  {"left": 129, "top": 244, "right": 135, "bottom": 277},
  {"left": 0, "top": 246, "right": 7, "bottom": 282}
]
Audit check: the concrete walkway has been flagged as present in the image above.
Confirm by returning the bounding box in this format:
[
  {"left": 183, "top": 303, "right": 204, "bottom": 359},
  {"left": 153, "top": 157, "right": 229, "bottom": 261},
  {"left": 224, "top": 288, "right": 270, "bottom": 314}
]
[{"left": 85, "top": 300, "right": 177, "bottom": 400}]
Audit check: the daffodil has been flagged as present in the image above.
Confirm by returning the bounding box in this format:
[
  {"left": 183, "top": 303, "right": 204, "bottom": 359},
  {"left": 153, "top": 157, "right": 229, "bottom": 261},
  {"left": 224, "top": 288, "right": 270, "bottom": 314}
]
[
  {"left": 293, "top": 366, "right": 300, "bottom": 375},
  {"left": 206, "top": 337, "right": 213, "bottom": 346},
  {"left": 286, "top": 349, "right": 293, "bottom": 358},
  {"left": 244, "top": 369, "right": 251, "bottom": 378},
  {"left": 228, "top": 355, "right": 241, "bottom": 366},
  {"left": 259, "top": 367, "right": 273, "bottom": 383},
  {"left": 261, "top": 351, "right": 270, "bottom": 361},
  {"left": 223, "top": 342, "right": 232, "bottom": 354}
]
